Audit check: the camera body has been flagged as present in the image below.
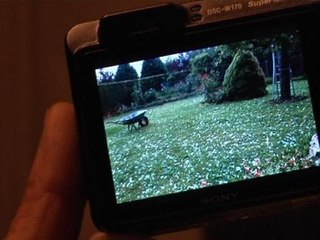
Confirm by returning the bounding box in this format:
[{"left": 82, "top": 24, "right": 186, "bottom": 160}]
[{"left": 66, "top": 0, "right": 320, "bottom": 234}]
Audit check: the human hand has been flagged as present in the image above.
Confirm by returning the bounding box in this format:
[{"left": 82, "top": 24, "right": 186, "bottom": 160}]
[{"left": 6, "top": 103, "right": 148, "bottom": 240}]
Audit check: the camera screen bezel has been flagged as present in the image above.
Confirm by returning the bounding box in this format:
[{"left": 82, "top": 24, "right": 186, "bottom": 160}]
[{"left": 67, "top": 5, "right": 320, "bottom": 234}]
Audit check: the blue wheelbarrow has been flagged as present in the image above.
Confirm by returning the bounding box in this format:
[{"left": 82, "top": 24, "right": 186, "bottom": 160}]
[{"left": 107, "top": 110, "right": 149, "bottom": 130}]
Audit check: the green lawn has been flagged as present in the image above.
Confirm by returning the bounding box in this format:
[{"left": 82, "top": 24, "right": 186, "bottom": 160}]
[{"left": 105, "top": 80, "right": 316, "bottom": 203}]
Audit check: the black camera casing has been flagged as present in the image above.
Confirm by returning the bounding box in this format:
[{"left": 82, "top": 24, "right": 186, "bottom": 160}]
[{"left": 66, "top": 1, "right": 320, "bottom": 234}]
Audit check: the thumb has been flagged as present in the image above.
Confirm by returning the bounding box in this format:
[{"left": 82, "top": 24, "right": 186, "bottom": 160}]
[{"left": 6, "top": 102, "right": 85, "bottom": 240}]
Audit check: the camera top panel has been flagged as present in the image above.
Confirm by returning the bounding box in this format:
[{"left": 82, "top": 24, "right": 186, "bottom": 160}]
[
  {"left": 66, "top": 0, "right": 319, "bottom": 55},
  {"left": 183, "top": 0, "right": 320, "bottom": 25}
]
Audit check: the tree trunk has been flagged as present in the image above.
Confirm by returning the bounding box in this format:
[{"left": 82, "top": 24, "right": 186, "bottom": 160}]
[{"left": 280, "top": 39, "right": 291, "bottom": 101}]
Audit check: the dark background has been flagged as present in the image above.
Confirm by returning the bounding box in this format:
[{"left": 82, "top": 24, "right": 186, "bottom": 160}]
[{"left": 0, "top": 0, "right": 185, "bottom": 238}]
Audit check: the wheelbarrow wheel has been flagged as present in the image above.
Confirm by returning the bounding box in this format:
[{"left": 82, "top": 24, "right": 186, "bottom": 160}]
[{"left": 139, "top": 116, "right": 149, "bottom": 127}]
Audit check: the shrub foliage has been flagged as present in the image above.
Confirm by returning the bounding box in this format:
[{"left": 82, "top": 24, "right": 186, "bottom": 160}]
[{"left": 223, "top": 50, "right": 267, "bottom": 101}]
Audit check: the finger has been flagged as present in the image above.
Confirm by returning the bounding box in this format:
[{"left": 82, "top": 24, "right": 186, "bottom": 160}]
[{"left": 6, "top": 102, "right": 85, "bottom": 240}]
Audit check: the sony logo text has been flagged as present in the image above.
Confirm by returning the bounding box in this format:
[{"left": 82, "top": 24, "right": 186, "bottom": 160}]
[{"left": 201, "top": 193, "right": 239, "bottom": 205}]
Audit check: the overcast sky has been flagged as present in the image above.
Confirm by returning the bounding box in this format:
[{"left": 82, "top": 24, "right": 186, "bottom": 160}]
[{"left": 96, "top": 53, "right": 180, "bottom": 81}]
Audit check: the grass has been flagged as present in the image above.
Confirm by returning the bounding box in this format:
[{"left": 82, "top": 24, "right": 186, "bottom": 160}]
[{"left": 105, "top": 80, "right": 317, "bottom": 203}]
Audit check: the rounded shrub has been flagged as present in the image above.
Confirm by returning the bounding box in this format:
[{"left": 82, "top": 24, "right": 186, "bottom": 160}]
[{"left": 223, "top": 50, "right": 267, "bottom": 101}]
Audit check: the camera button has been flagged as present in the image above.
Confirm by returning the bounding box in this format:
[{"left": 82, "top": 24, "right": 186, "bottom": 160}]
[
  {"left": 191, "top": 14, "right": 203, "bottom": 22},
  {"left": 190, "top": 5, "right": 202, "bottom": 12}
]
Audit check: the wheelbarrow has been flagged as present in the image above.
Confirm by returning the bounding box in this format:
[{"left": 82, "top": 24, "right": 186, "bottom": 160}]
[{"left": 107, "top": 110, "right": 149, "bottom": 130}]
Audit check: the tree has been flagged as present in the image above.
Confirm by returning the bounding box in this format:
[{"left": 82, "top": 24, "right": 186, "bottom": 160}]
[
  {"left": 279, "top": 37, "right": 291, "bottom": 101},
  {"left": 272, "top": 33, "right": 303, "bottom": 101},
  {"left": 114, "top": 63, "right": 138, "bottom": 106},
  {"left": 99, "top": 84, "right": 121, "bottom": 115},
  {"left": 97, "top": 70, "right": 114, "bottom": 84},
  {"left": 250, "top": 31, "right": 303, "bottom": 100},
  {"left": 191, "top": 52, "right": 214, "bottom": 78},
  {"left": 132, "top": 79, "right": 144, "bottom": 107},
  {"left": 223, "top": 50, "right": 267, "bottom": 101},
  {"left": 140, "top": 58, "right": 167, "bottom": 92},
  {"left": 213, "top": 42, "right": 256, "bottom": 82},
  {"left": 164, "top": 53, "right": 190, "bottom": 87},
  {"left": 99, "top": 64, "right": 138, "bottom": 115},
  {"left": 114, "top": 63, "right": 138, "bottom": 82},
  {"left": 191, "top": 52, "right": 223, "bottom": 103},
  {"left": 190, "top": 44, "right": 248, "bottom": 84}
]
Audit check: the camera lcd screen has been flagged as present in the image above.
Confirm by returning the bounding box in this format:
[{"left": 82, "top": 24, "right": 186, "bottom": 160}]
[{"left": 95, "top": 29, "right": 319, "bottom": 204}]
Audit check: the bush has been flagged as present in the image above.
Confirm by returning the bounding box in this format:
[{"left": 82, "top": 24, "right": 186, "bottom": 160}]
[
  {"left": 223, "top": 50, "right": 267, "bottom": 101},
  {"left": 184, "top": 81, "right": 194, "bottom": 94},
  {"left": 191, "top": 53, "right": 214, "bottom": 77},
  {"left": 144, "top": 88, "right": 158, "bottom": 103},
  {"left": 172, "top": 81, "right": 194, "bottom": 95},
  {"left": 185, "top": 73, "right": 202, "bottom": 91},
  {"left": 203, "top": 78, "right": 225, "bottom": 103}
]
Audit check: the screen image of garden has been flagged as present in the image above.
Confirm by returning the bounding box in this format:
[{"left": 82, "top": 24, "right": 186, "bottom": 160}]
[{"left": 96, "top": 30, "right": 319, "bottom": 204}]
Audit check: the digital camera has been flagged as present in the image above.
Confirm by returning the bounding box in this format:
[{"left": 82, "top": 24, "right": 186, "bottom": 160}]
[{"left": 66, "top": 0, "right": 320, "bottom": 234}]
